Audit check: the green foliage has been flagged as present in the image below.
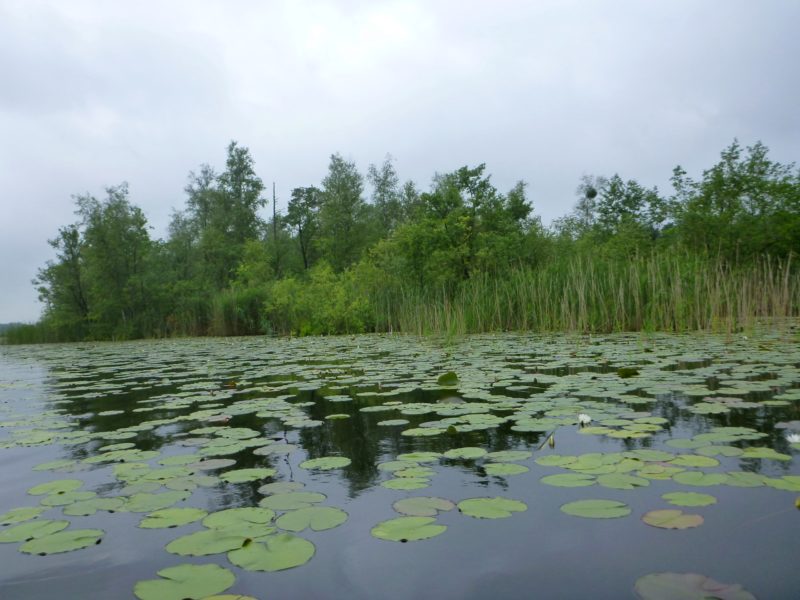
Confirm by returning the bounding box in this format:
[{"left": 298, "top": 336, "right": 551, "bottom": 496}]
[{"left": 13, "top": 139, "right": 800, "bottom": 344}]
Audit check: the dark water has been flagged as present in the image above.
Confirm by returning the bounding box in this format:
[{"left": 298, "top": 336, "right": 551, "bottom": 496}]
[{"left": 1, "top": 330, "right": 799, "bottom": 599}]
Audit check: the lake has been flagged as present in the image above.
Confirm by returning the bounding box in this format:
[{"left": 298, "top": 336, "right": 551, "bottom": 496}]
[{"left": 1, "top": 327, "right": 799, "bottom": 599}]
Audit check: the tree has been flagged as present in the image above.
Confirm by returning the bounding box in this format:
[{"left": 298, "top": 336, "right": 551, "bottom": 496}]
[
  {"left": 286, "top": 186, "right": 321, "bottom": 270},
  {"left": 367, "top": 155, "right": 402, "bottom": 235},
  {"left": 317, "top": 154, "right": 368, "bottom": 272}
]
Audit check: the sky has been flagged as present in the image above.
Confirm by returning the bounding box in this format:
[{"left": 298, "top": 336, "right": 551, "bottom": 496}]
[{"left": 1, "top": 0, "right": 799, "bottom": 322}]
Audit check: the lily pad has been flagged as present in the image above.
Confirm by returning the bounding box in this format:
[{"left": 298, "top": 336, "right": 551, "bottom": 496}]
[
  {"left": 134, "top": 563, "right": 235, "bottom": 600},
  {"left": 20, "top": 528, "right": 103, "bottom": 555},
  {"left": 485, "top": 450, "right": 532, "bottom": 462},
  {"left": 258, "top": 481, "right": 305, "bottom": 495},
  {"left": 381, "top": 477, "right": 431, "bottom": 490},
  {"left": 259, "top": 492, "right": 326, "bottom": 511},
  {"left": 203, "top": 507, "right": 276, "bottom": 533},
  {"left": 63, "top": 497, "right": 125, "bottom": 516},
  {"left": 392, "top": 496, "right": 455, "bottom": 517},
  {"left": 484, "top": 463, "right": 529, "bottom": 476},
  {"left": 0, "top": 519, "right": 69, "bottom": 543},
  {"left": 228, "top": 533, "right": 315, "bottom": 571},
  {"left": 220, "top": 468, "right": 276, "bottom": 483},
  {"left": 275, "top": 506, "right": 348, "bottom": 532},
  {"left": 27, "top": 479, "right": 83, "bottom": 496},
  {"left": 661, "top": 492, "right": 717, "bottom": 507},
  {"left": 166, "top": 526, "right": 274, "bottom": 556},
  {"left": 560, "top": 499, "right": 631, "bottom": 519},
  {"left": 0, "top": 507, "right": 46, "bottom": 525},
  {"left": 540, "top": 473, "right": 596, "bottom": 487},
  {"left": 125, "top": 491, "right": 190, "bottom": 513},
  {"left": 437, "top": 371, "right": 459, "bottom": 387},
  {"left": 299, "top": 456, "right": 351, "bottom": 470},
  {"left": 371, "top": 516, "right": 447, "bottom": 542},
  {"left": 597, "top": 473, "right": 650, "bottom": 490},
  {"left": 672, "top": 471, "right": 728, "bottom": 487},
  {"left": 633, "top": 572, "right": 756, "bottom": 600},
  {"left": 443, "top": 447, "right": 487, "bottom": 460},
  {"left": 457, "top": 497, "right": 527, "bottom": 519},
  {"left": 139, "top": 508, "right": 208, "bottom": 529},
  {"left": 642, "top": 509, "right": 704, "bottom": 529}
]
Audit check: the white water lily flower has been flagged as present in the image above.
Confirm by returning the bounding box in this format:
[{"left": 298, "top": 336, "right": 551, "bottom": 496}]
[
  {"left": 577, "top": 413, "right": 592, "bottom": 426},
  {"left": 786, "top": 432, "right": 800, "bottom": 444}
]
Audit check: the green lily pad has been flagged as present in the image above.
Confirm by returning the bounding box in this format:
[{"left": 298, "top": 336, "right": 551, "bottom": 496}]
[
  {"left": 443, "top": 447, "right": 487, "bottom": 460},
  {"left": 381, "top": 477, "right": 431, "bottom": 490},
  {"left": 642, "top": 509, "right": 704, "bottom": 529},
  {"left": 259, "top": 492, "right": 326, "bottom": 511},
  {"left": 0, "top": 519, "right": 69, "bottom": 543},
  {"left": 437, "top": 371, "right": 459, "bottom": 387},
  {"left": 40, "top": 490, "right": 96, "bottom": 507},
  {"left": 694, "top": 445, "right": 743, "bottom": 458},
  {"left": 661, "top": 492, "right": 717, "bottom": 507},
  {"left": 633, "top": 572, "right": 756, "bottom": 600},
  {"left": 597, "top": 473, "right": 650, "bottom": 490},
  {"left": 485, "top": 450, "right": 533, "bottom": 462},
  {"left": 672, "top": 472, "right": 728, "bottom": 487},
  {"left": 725, "top": 471, "right": 765, "bottom": 488},
  {"left": 540, "top": 473, "right": 596, "bottom": 487},
  {"left": 28, "top": 479, "right": 83, "bottom": 496},
  {"left": 392, "top": 496, "right": 455, "bottom": 517},
  {"left": 125, "top": 491, "right": 190, "bottom": 513},
  {"left": 203, "top": 507, "right": 276, "bottom": 533},
  {"left": 377, "top": 419, "right": 410, "bottom": 426},
  {"left": 220, "top": 468, "right": 276, "bottom": 483},
  {"left": 0, "top": 507, "right": 46, "bottom": 525},
  {"left": 32, "top": 459, "right": 78, "bottom": 472},
  {"left": 740, "top": 447, "right": 792, "bottom": 461},
  {"left": 299, "top": 456, "right": 352, "bottom": 470},
  {"left": 669, "top": 455, "right": 720, "bottom": 468},
  {"left": 134, "top": 563, "right": 236, "bottom": 600},
  {"left": 139, "top": 508, "right": 209, "bottom": 529},
  {"left": 397, "top": 452, "right": 442, "bottom": 462},
  {"left": 457, "top": 497, "right": 527, "bottom": 519},
  {"left": 258, "top": 481, "right": 305, "bottom": 495},
  {"left": 166, "top": 526, "right": 274, "bottom": 556},
  {"left": 560, "top": 499, "right": 631, "bottom": 519},
  {"left": 371, "top": 516, "right": 447, "bottom": 542},
  {"left": 275, "top": 507, "right": 348, "bottom": 532},
  {"left": 20, "top": 528, "right": 103, "bottom": 555},
  {"left": 228, "top": 533, "right": 315, "bottom": 571},
  {"left": 484, "top": 463, "right": 529, "bottom": 476},
  {"left": 63, "top": 497, "right": 125, "bottom": 516},
  {"left": 188, "top": 458, "right": 237, "bottom": 471}
]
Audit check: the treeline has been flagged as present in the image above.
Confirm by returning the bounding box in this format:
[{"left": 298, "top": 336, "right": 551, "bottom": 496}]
[{"left": 7, "top": 140, "right": 800, "bottom": 343}]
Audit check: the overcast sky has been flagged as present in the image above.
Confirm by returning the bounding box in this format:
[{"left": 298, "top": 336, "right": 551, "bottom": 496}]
[{"left": 1, "top": 0, "right": 798, "bottom": 322}]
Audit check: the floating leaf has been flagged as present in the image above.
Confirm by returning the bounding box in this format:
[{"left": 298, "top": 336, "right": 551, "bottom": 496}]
[
  {"left": 669, "top": 455, "right": 720, "bottom": 468},
  {"left": 596, "top": 473, "right": 650, "bottom": 490},
  {"left": 371, "top": 516, "right": 446, "bottom": 542},
  {"left": 40, "top": 490, "right": 96, "bottom": 507},
  {"left": 63, "top": 497, "right": 125, "bottom": 516},
  {"left": 540, "top": 473, "right": 596, "bottom": 487},
  {"left": 125, "top": 491, "right": 190, "bottom": 513},
  {"left": 0, "top": 519, "right": 69, "bottom": 543},
  {"left": 484, "top": 463, "right": 529, "bottom": 476},
  {"left": 0, "top": 507, "right": 46, "bottom": 525},
  {"left": 740, "top": 447, "right": 792, "bottom": 461},
  {"left": 672, "top": 472, "right": 728, "bottom": 487},
  {"left": 457, "top": 497, "right": 527, "bottom": 519},
  {"left": 560, "top": 499, "right": 631, "bottom": 519},
  {"left": 377, "top": 419, "right": 410, "bottom": 426},
  {"left": 27, "top": 479, "right": 83, "bottom": 496},
  {"left": 134, "top": 563, "right": 235, "bottom": 600},
  {"left": 661, "top": 492, "right": 717, "bottom": 507},
  {"left": 259, "top": 492, "right": 326, "bottom": 511},
  {"left": 139, "top": 508, "right": 208, "bottom": 529},
  {"left": 397, "top": 452, "right": 442, "bottom": 462},
  {"left": 633, "top": 572, "right": 756, "bottom": 600},
  {"left": 437, "top": 371, "right": 459, "bottom": 387},
  {"left": 299, "top": 456, "right": 351, "bottom": 470},
  {"left": 20, "top": 528, "right": 103, "bottom": 555},
  {"left": 443, "top": 447, "right": 487, "bottom": 460},
  {"left": 258, "top": 481, "right": 305, "bottom": 495},
  {"left": 381, "top": 477, "right": 430, "bottom": 490},
  {"left": 203, "top": 507, "right": 276, "bottom": 534},
  {"left": 485, "top": 450, "right": 532, "bottom": 462},
  {"left": 392, "top": 497, "right": 455, "bottom": 517},
  {"left": 275, "top": 507, "right": 348, "bottom": 532},
  {"left": 167, "top": 526, "right": 274, "bottom": 556},
  {"left": 228, "top": 533, "right": 315, "bottom": 571},
  {"left": 642, "top": 509, "right": 704, "bottom": 529},
  {"left": 220, "top": 468, "right": 276, "bottom": 483}
]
